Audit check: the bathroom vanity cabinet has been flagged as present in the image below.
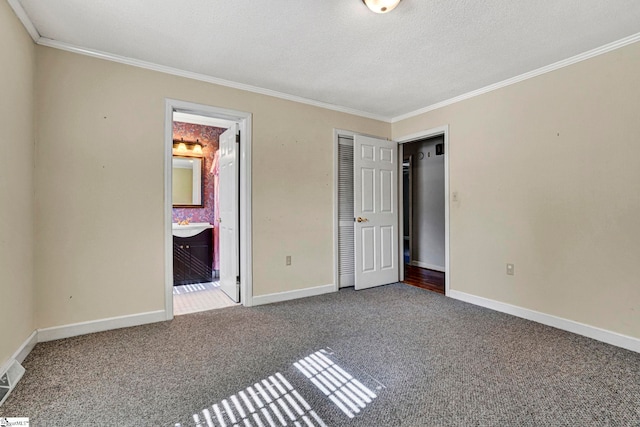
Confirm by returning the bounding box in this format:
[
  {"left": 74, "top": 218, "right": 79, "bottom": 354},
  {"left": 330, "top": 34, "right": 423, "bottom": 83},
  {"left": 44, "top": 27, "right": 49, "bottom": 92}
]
[{"left": 173, "top": 228, "right": 213, "bottom": 286}]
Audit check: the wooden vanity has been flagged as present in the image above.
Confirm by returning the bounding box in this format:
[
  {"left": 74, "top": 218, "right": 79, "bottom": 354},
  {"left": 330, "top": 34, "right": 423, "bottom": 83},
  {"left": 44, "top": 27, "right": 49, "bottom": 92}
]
[{"left": 173, "top": 228, "right": 213, "bottom": 286}]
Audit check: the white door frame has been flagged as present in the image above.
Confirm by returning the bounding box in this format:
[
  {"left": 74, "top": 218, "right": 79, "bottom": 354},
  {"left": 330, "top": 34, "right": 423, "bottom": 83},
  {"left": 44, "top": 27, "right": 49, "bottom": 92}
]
[
  {"left": 164, "top": 99, "right": 253, "bottom": 320},
  {"left": 333, "top": 127, "right": 449, "bottom": 295},
  {"left": 396, "top": 125, "right": 450, "bottom": 296}
]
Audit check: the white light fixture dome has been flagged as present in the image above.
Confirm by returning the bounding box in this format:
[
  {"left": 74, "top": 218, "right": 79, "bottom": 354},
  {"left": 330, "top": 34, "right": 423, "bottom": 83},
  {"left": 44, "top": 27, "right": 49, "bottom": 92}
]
[{"left": 362, "top": 0, "right": 402, "bottom": 14}]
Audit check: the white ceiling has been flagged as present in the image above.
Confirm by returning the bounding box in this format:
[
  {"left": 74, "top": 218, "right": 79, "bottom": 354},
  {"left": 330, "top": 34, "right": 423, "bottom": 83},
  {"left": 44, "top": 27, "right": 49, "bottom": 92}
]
[{"left": 14, "top": 0, "right": 640, "bottom": 121}]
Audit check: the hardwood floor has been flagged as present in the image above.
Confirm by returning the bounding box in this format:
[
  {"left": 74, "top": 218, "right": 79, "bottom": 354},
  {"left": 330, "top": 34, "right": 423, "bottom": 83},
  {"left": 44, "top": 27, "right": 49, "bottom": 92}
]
[{"left": 403, "top": 264, "right": 445, "bottom": 294}]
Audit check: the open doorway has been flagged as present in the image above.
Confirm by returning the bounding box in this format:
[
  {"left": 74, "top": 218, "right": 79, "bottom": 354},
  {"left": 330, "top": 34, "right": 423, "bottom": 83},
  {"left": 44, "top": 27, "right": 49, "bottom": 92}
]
[
  {"left": 164, "top": 100, "right": 253, "bottom": 319},
  {"left": 171, "top": 112, "right": 238, "bottom": 314},
  {"left": 401, "top": 134, "right": 446, "bottom": 294}
]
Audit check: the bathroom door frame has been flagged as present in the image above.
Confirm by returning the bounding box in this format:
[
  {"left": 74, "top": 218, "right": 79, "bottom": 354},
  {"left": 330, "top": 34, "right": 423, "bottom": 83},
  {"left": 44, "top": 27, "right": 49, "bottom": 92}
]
[{"left": 164, "top": 99, "right": 253, "bottom": 320}]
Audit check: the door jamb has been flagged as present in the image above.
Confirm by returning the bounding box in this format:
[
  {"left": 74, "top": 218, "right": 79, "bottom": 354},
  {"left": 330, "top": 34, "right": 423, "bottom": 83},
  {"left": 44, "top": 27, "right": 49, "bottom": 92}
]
[
  {"left": 164, "top": 99, "right": 253, "bottom": 320},
  {"left": 395, "top": 125, "right": 450, "bottom": 296}
]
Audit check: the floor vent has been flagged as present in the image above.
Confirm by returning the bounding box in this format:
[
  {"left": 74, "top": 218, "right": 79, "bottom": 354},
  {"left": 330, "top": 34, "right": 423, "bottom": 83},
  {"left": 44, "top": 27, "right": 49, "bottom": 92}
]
[{"left": 0, "top": 359, "right": 25, "bottom": 407}]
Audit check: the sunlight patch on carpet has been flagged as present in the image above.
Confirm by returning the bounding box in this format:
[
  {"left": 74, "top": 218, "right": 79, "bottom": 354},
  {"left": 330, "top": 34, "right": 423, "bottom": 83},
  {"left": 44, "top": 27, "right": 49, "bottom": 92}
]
[
  {"left": 294, "top": 349, "right": 383, "bottom": 420},
  {"left": 175, "top": 348, "right": 384, "bottom": 426}
]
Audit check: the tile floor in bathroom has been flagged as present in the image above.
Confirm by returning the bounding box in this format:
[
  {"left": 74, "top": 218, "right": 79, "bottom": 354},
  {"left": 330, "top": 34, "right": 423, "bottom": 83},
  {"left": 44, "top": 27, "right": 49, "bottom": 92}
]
[{"left": 173, "top": 281, "right": 239, "bottom": 315}]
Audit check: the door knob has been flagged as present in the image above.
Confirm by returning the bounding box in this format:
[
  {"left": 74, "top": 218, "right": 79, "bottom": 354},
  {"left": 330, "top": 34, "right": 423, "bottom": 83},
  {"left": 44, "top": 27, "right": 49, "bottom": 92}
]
[{"left": 356, "top": 217, "right": 369, "bottom": 223}]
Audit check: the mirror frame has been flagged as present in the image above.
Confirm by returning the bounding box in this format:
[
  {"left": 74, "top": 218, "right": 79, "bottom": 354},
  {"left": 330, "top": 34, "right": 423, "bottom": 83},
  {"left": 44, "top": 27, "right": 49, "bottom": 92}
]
[{"left": 172, "top": 155, "right": 205, "bottom": 208}]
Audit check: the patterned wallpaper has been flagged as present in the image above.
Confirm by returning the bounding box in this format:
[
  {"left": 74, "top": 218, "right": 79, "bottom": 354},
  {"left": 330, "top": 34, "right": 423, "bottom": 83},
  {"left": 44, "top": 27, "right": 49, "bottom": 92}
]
[{"left": 172, "top": 122, "right": 226, "bottom": 223}]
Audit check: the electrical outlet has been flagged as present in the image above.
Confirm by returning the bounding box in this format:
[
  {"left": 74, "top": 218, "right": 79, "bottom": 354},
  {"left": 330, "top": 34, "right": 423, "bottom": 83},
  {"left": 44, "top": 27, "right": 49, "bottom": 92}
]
[
  {"left": 286, "top": 256, "right": 291, "bottom": 266},
  {"left": 506, "top": 263, "right": 515, "bottom": 276}
]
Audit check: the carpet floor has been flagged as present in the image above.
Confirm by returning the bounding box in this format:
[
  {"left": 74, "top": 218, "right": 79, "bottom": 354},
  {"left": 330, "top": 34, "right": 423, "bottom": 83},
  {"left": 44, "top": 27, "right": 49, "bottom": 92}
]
[{"left": 1, "top": 283, "right": 639, "bottom": 426}]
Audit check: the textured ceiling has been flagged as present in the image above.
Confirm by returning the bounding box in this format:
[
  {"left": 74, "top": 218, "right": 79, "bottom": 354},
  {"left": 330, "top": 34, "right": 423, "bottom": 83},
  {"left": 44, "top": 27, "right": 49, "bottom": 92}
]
[{"left": 16, "top": 0, "right": 640, "bottom": 120}]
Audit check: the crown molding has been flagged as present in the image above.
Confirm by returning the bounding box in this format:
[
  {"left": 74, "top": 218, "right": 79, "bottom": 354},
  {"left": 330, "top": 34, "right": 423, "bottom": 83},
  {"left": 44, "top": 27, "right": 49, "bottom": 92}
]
[
  {"left": 36, "top": 38, "right": 392, "bottom": 123},
  {"left": 8, "top": 2, "right": 640, "bottom": 126},
  {"left": 391, "top": 31, "right": 640, "bottom": 123},
  {"left": 7, "top": 0, "right": 40, "bottom": 41}
]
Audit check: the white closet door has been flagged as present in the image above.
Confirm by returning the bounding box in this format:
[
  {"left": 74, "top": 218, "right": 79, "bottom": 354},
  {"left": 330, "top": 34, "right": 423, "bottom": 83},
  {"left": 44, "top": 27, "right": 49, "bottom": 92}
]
[
  {"left": 338, "top": 138, "right": 355, "bottom": 288},
  {"left": 354, "top": 135, "right": 399, "bottom": 290}
]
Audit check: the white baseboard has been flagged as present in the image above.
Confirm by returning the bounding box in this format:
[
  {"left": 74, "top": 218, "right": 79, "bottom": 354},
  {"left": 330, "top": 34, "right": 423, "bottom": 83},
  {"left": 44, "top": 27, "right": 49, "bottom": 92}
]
[
  {"left": 449, "top": 290, "right": 640, "bottom": 354},
  {"left": 11, "top": 330, "right": 38, "bottom": 364},
  {"left": 410, "top": 260, "right": 445, "bottom": 272},
  {"left": 0, "top": 331, "right": 37, "bottom": 407},
  {"left": 252, "top": 284, "right": 335, "bottom": 306},
  {"left": 38, "top": 310, "right": 167, "bottom": 342}
]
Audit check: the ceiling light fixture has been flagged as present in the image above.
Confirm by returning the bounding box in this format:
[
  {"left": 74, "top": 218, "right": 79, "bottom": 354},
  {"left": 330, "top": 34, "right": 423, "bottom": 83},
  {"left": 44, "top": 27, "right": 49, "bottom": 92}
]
[
  {"left": 172, "top": 138, "right": 205, "bottom": 157},
  {"left": 362, "top": 0, "right": 402, "bottom": 14}
]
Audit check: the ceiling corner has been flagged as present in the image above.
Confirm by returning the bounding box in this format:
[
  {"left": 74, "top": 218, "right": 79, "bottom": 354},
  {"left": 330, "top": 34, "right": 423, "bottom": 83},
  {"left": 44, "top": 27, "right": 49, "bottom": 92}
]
[{"left": 7, "top": 0, "right": 40, "bottom": 42}]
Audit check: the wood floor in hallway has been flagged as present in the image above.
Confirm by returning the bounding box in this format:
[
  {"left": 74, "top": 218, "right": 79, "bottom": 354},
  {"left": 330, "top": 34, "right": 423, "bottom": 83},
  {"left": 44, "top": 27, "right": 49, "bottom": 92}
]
[{"left": 403, "top": 264, "right": 445, "bottom": 294}]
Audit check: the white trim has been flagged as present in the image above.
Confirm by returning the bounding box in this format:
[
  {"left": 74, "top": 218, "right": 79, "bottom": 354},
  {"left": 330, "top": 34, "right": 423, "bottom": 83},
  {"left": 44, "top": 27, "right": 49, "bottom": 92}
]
[
  {"left": 410, "top": 260, "right": 445, "bottom": 272},
  {"left": 11, "top": 330, "right": 37, "bottom": 364},
  {"left": 37, "top": 38, "right": 390, "bottom": 123},
  {"left": 396, "top": 125, "right": 450, "bottom": 296},
  {"left": 251, "top": 284, "right": 335, "bottom": 307},
  {"left": 0, "top": 330, "right": 38, "bottom": 377},
  {"left": 37, "top": 310, "right": 166, "bottom": 342},
  {"left": 239, "top": 113, "right": 254, "bottom": 307},
  {"left": 391, "top": 32, "right": 640, "bottom": 123},
  {"left": 0, "top": 330, "right": 37, "bottom": 404},
  {"left": 6, "top": 0, "right": 40, "bottom": 41},
  {"left": 332, "top": 130, "right": 341, "bottom": 293},
  {"left": 164, "top": 99, "right": 253, "bottom": 313},
  {"left": 164, "top": 102, "right": 175, "bottom": 319},
  {"left": 398, "top": 143, "right": 405, "bottom": 282},
  {"left": 449, "top": 290, "right": 640, "bottom": 354}
]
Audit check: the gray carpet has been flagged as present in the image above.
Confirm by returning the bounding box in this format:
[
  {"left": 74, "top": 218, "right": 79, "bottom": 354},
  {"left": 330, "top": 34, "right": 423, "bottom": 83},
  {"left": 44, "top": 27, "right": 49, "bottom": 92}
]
[{"left": 1, "top": 283, "right": 639, "bottom": 426}]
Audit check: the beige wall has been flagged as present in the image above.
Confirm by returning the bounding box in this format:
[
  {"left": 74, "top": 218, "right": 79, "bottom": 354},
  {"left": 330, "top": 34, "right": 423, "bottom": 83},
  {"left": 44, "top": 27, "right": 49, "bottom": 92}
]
[
  {"left": 393, "top": 41, "right": 640, "bottom": 339},
  {"left": 34, "top": 46, "right": 389, "bottom": 328},
  {"left": 0, "top": 1, "right": 36, "bottom": 365}
]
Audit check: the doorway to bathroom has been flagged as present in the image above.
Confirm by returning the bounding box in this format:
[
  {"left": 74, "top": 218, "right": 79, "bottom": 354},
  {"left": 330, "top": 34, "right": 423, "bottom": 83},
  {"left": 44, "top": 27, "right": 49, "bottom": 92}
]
[{"left": 164, "top": 100, "right": 253, "bottom": 318}]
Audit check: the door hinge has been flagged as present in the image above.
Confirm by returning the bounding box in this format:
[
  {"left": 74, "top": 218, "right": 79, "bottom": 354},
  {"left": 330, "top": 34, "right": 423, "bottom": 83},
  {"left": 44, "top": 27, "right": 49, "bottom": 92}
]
[
  {"left": 236, "top": 131, "right": 240, "bottom": 144},
  {"left": 236, "top": 275, "right": 240, "bottom": 284}
]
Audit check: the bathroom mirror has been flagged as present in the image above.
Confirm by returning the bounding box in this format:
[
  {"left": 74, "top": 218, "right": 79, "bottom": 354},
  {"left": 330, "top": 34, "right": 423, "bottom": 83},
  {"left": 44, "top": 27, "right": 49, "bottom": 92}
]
[{"left": 172, "top": 156, "right": 204, "bottom": 207}]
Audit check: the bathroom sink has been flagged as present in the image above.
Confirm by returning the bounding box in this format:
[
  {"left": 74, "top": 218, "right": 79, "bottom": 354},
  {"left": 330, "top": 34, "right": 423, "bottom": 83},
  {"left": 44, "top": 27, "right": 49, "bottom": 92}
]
[{"left": 172, "top": 222, "right": 213, "bottom": 238}]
